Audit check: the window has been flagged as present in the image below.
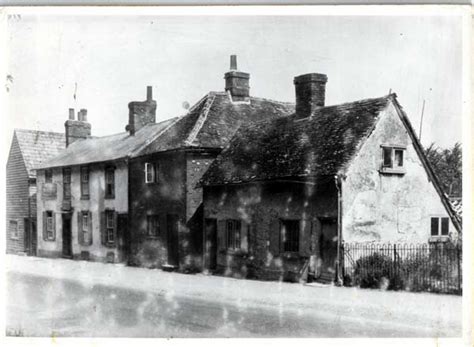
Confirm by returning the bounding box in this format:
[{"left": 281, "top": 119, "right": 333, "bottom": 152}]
[
  {"left": 45, "top": 169, "right": 53, "bottom": 183},
  {"left": 45, "top": 211, "right": 55, "bottom": 240},
  {"left": 147, "top": 215, "right": 160, "bottom": 237},
  {"left": 9, "top": 220, "right": 18, "bottom": 239},
  {"left": 281, "top": 220, "right": 300, "bottom": 253},
  {"left": 81, "top": 166, "right": 90, "bottom": 199},
  {"left": 82, "top": 213, "right": 89, "bottom": 232},
  {"left": 106, "top": 210, "right": 115, "bottom": 243},
  {"left": 145, "top": 162, "right": 158, "bottom": 183},
  {"left": 381, "top": 146, "right": 406, "bottom": 174},
  {"left": 63, "top": 168, "right": 71, "bottom": 199},
  {"left": 79, "top": 211, "right": 92, "bottom": 245},
  {"left": 105, "top": 167, "right": 115, "bottom": 199},
  {"left": 225, "top": 219, "right": 241, "bottom": 250},
  {"left": 431, "top": 217, "right": 449, "bottom": 237}
]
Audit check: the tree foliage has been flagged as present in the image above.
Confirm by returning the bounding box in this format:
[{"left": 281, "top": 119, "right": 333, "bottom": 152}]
[{"left": 425, "top": 142, "right": 462, "bottom": 197}]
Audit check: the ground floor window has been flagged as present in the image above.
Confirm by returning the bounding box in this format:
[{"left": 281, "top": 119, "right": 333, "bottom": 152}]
[
  {"left": 431, "top": 217, "right": 449, "bottom": 237},
  {"left": 9, "top": 220, "right": 19, "bottom": 239},
  {"left": 226, "top": 219, "right": 241, "bottom": 250},
  {"left": 44, "top": 211, "right": 55, "bottom": 241},
  {"left": 79, "top": 211, "right": 92, "bottom": 245},
  {"left": 281, "top": 219, "right": 300, "bottom": 252},
  {"left": 147, "top": 215, "right": 160, "bottom": 237},
  {"left": 106, "top": 211, "right": 115, "bottom": 243}
]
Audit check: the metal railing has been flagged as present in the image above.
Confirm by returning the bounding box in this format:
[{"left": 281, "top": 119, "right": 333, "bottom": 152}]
[{"left": 342, "top": 242, "right": 462, "bottom": 295}]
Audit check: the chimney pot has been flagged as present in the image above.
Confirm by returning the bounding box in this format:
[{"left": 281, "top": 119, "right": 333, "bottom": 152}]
[
  {"left": 294, "top": 73, "right": 328, "bottom": 118},
  {"left": 68, "top": 108, "right": 75, "bottom": 120},
  {"left": 80, "top": 109, "right": 87, "bottom": 122},
  {"left": 147, "top": 86, "right": 153, "bottom": 101},
  {"left": 230, "top": 55, "right": 238, "bottom": 70}
]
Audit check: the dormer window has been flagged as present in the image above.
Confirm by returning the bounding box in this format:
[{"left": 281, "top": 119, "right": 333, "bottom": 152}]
[{"left": 380, "top": 145, "right": 406, "bottom": 174}]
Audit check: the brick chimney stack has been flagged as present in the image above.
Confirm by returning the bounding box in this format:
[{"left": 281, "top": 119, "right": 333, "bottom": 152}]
[
  {"left": 65, "top": 108, "right": 91, "bottom": 147},
  {"left": 294, "top": 73, "right": 328, "bottom": 118},
  {"left": 224, "top": 55, "right": 250, "bottom": 101},
  {"left": 127, "top": 86, "right": 157, "bottom": 136}
]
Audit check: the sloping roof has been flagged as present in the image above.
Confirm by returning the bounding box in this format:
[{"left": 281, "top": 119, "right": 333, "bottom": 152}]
[
  {"left": 37, "top": 118, "right": 177, "bottom": 169},
  {"left": 133, "top": 92, "right": 295, "bottom": 157},
  {"left": 200, "top": 95, "right": 391, "bottom": 186},
  {"left": 14, "top": 129, "right": 65, "bottom": 178},
  {"left": 449, "top": 197, "right": 462, "bottom": 221}
]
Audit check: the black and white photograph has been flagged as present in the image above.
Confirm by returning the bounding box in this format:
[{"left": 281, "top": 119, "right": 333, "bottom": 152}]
[{"left": 2, "top": 5, "right": 471, "bottom": 343}]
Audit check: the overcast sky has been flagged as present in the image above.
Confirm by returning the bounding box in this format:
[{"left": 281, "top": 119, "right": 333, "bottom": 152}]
[{"left": 4, "top": 13, "right": 463, "bottom": 154}]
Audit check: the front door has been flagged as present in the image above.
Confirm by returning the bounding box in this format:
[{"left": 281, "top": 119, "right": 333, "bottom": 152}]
[
  {"left": 62, "top": 213, "right": 73, "bottom": 258},
  {"left": 204, "top": 218, "right": 217, "bottom": 270},
  {"left": 166, "top": 214, "right": 179, "bottom": 267},
  {"left": 116, "top": 214, "right": 129, "bottom": 263},
  {"left": 319, "top": 219, "right": 338, "bottom": 281}
]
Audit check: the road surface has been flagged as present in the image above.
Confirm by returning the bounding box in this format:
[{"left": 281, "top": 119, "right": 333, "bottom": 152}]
[{"left": 6, "top": 255, "right": 462, "bottom": 337}]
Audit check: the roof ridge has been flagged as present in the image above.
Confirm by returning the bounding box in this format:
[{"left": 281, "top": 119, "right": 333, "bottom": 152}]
[
  {"left": 185, "top": 93, "right": 217, "bottom": 146},
  {"left": 129, "top": 117, "right": 180, "bottom": 157},
  {"left": 249, "top": 96, "right": 295, "bottom": 105},
  {"left": 14, "top": 128, "right": 64, "bottom": 136}
]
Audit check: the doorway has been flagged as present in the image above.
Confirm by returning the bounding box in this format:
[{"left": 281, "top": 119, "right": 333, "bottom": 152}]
[
  {"left": 24, "top": 218, "right": 37, "bottom": 256},
  {"left": 116, "top": 214, "right": 129, "bottom": 263},
  {"left": 204, "top": 218, "right": 217, "bottom": 270},
  {"left": 318, "top": 218, "right": 338, "bottom": 282},
  {"left": 62, "top": 213, "right": 73, "bottom": 258},
  {"left": 166, "top": 214, "right": 179, "bottom": 267}
]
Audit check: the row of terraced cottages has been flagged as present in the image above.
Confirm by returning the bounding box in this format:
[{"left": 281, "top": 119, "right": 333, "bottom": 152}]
[{"left": 7, "top": 56, "right": 461, "bottom": 283}]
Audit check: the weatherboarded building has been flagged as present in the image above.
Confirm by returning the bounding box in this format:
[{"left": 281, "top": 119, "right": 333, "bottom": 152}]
[
  {"left": 200, "top": 73, "right": 462, "bottom": 283},
  {"left": 6, "top": 129, "right": 65, "bottom": 256}
]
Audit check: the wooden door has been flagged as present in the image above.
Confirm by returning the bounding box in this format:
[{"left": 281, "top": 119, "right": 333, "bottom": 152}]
[
  {"left": 116, "top": 214, "right": 129, "bottom": 263},
  {"left": 62, "top": 214, "right": 73, "bottom": 258},
  {"left": 204, "top": 218, "right": 217, "bottom": 270},
  {"left": 166, "top": 214, "right": 179, "bottom": 266},
  {"left": 319, "top": 219, "right": 338, "bottom": 280},
  {"left": 25, "top": 219, "right": 37, "bottom": 256}
]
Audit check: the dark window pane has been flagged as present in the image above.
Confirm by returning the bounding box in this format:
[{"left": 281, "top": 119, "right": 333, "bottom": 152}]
[
  {"left": 383, "top": 147, "right": 393, "bottom": 167},
  {"left": 282, "top": 220, "right": 300, "bottom": 252},
  {"left": 45, "top": 169, "right": 53, "bottom": 183},
  {"left": 431, "top": 217, "right": 439, "bottom": 236},
  {"left": 441, "top": 218, "right": 449, "bottom": 235}
]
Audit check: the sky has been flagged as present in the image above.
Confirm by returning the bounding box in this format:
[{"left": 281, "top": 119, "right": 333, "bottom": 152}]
[{"left": 4, "top": 13, "right": 464, "bottom": 155}]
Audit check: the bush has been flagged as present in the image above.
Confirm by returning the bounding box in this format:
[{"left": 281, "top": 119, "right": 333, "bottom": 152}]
[{"left": 353, "top": 253, "right": 404, "bottom": 290}]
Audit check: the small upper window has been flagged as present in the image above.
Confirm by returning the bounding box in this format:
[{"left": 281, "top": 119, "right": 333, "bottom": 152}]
[
  {"left": 431, "top": 217, "right": 449, "bottom": 237},
  {"left": 45, "top": 169, "right": 53, "bottom": 183},
  {"left": 145, "top": 162, "right": 158, "bottom": 184},
  {"left": 381, "top": 146, "right": 406, "bottom": 174},
  {"left": 81, "top": 166, "right": 90, "bottom": 199},
  {"left": 105, "top": 167, "right": 115, "bottom": 199}
]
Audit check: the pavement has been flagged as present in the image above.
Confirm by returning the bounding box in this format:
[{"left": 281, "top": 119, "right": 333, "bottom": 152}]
[{"left": 5, "top": 254, "right": 463, "bottom": 337}]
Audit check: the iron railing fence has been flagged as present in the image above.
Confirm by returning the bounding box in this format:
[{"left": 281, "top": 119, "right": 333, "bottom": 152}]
[{"left": 342, "top": 242, "right": 462, "bottom": 295}]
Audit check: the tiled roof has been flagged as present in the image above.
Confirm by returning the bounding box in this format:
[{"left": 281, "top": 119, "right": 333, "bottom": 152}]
[
  {"left": 14, "top": 129, "right": 65, "bottom": 178},
  {"left": 36, "top": 118, "right": 177, "bottom": 169},
  {"left": 200, "top": 95, "right": 391, "bottom": 186},
  {"left": 448, "top": 197, "right": 462, "bottom": 221},
  {"left": 134, "top": 92, "right": 295, "bottom": 157}
]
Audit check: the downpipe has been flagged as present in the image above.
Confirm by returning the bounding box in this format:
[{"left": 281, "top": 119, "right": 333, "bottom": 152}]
[{"left": 334, "top": 174, "right": 343, "bottom": 286}]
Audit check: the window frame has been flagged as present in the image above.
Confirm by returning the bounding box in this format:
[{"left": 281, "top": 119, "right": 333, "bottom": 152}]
[
  {"left": 106, "top": 210, "right": 115, "bottom": 244},
  {"left": 380, "top": 145, "right": 406, "bottom": 174},
  {"left": 45, "top": 169, "right": 53, "bottom": 183},
  {"left": 281, "top": 219, "right": 300, "bottom": 253},
  {"left": 145, "top": 162, "right": 159, "bottom": 184},
  {"left": 225, "top": 219, "right": 242, "bottom": 250},
  {"left": 80, "top": 166, "right": 90, "bottom": 199},
  {"left": 147, "top": 215, "right": 160, "bottom": 238},
  {"left": 9, "top": 220, "right": 19, "bottom": 240},
  {"left": 430, "top": 216, "right": 450, "bottom": 238},
  {"left": 46, "top": 211, "right": 55, "bottom": 241},
  {"left": 63, "top": 167, "right": 71, "bottom": 200},
  {"left": 104, "top": 166, "right": 115, "bottom": 199}
]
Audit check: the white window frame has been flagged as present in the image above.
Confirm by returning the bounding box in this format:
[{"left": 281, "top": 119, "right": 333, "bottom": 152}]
[
  {"left": 145, "top": 162, "right": 157, "bottom": 184},
  {"left": 380, "top": 145, "right": 406, "bottom": 174},
  {"left": 430, "top": 216, "right": 450, "bottom": 237}
]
